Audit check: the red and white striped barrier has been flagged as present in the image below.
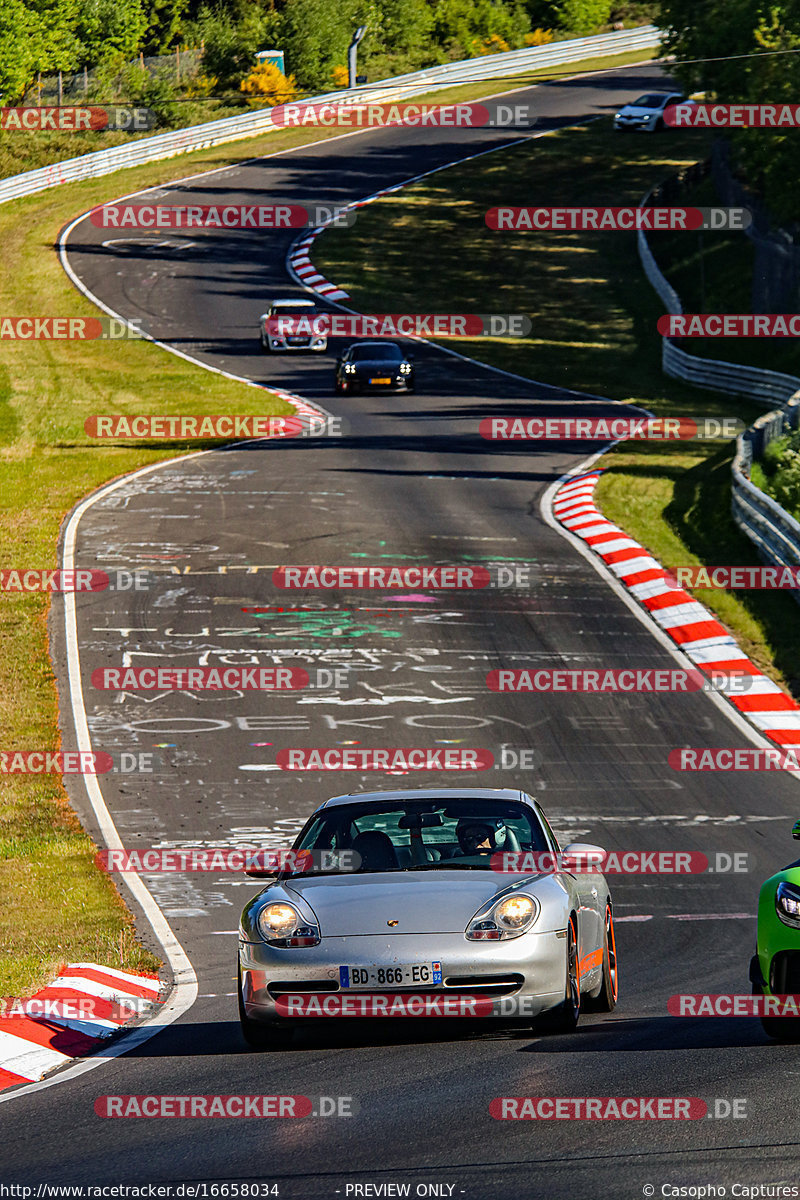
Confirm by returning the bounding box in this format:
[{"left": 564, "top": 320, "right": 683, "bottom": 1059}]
[
  {"left": 288, "top": 235, "right": 349, "bottom": 301},
  {"left": 0, "top": 963, "right": 161, "bottom": 1092},
  {"left": 553, "top": 471, "right": 800, "bottom": 746}
]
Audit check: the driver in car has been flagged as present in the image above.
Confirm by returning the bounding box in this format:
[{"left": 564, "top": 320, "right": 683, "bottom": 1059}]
[{"left": 456, "top": 820, "right": 502, "bottom": 856}]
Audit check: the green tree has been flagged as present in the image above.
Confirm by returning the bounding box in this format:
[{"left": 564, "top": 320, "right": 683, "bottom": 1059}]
[
  {"left": 431, "top": 0, "right": 530, "bottom": 59},
  {"left": 0, "top": 0, "right": 40, "bottom": 99},
  {"left": 73, "top": 0, "right": 150, "bottom": 64},
  {"left": 553, "top": 0, "right": 612, "bottom": 33},
  {"left": 659, "top": 0, "right": 800, "bottom": 221}
]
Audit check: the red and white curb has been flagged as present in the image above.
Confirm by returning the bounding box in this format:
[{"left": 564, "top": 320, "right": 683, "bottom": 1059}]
[
  {"left": 0, "top": 963, "right": 161, "bottom": 1093},
  {"left": 288, "top": 233, "right": 349, "bottom": 301},
  {"left": 269, "top": 383, "right": 334, "bottom": 431},
  {"left": 552, "top": 471, "right": 800, "bottom": 747}
]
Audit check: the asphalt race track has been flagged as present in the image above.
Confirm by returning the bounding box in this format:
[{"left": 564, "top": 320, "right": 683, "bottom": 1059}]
[{"left": 4, "top": 62, "right": 800, "bottom": 1198}]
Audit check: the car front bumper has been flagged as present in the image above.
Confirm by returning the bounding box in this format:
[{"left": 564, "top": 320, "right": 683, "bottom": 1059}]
[
  {"left": 614, "top": 116, "right": 657, "bottom": 131},
  {"left": 265, "top": 339, "right": 327, "bottom": 351},
  {"left": 239, "top": 929, "right": 566, "bottom": 1021}
]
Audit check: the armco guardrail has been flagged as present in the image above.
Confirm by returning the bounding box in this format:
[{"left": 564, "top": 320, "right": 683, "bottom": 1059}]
[
  {"left": 732, "top": 397, "right": 800, "bottom": 601},
  {"left": 356, "top": 25, "right": 661, "bottom": 94},
  {"left": 662, "top": 340, "right": 800, "bottom": 407},
  {"left": 0, "top": 26, "right": 661, "bottom": 208},
  {"left": 638, "top": 177, "right": 800, "bottom": 409},
  {"left": 637, "top": 171, "right": 800, "bottom": 597}
]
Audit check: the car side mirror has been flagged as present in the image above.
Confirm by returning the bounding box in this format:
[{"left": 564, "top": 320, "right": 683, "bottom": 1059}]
[
  {"left": 244, "top": 868, "right": 277, "bottom": 879},
  {"left": 792, "top": 820, "right": 800, "bottom": 840},
  {"left": 561, "top": 842, "right": 606, "bottom": 870}
]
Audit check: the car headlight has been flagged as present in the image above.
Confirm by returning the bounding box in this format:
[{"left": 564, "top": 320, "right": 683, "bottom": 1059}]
[
  {"left": 257, "top": 902, "right": 320, "bottom": 946},
  {"left": 270, "top": 337, "right": 286, "bottom": 347},
  {"left": 312, "top": 337, "right": 326, "bottom": 347},
  {"left": 344, "top": 363, "right": 357, "bottom": 373},
  {"left": 399, "top": 362, "right": 412, "bottom": 373},
  {"left": 466, "top": 893, "right": 538, "bottom": 940},
  {"left": 776, "top": 881, "right": 800, "bottom": 929}
]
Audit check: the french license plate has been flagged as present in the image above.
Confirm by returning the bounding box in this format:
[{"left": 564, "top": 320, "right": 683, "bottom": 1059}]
[
  {"left": 339, "top": 962, "right": 442, "bottom": 989},
  {"left": 369, "top": 377, "right": 392, "bottom": 385}
]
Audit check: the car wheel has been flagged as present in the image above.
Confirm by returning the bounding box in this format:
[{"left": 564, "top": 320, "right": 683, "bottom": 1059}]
[
  {"left": 654, "top": 117, "right": 664, "bottom": 131},
  {"left": 584, "top": 905, "right": 618, "bottom": 1012},
  {"left": 261, "top": 340, "right": 272, "bottom": 354},
  {"left": 238, "top": 969, "right": 293, "bottom": 1050},
  {"left": 405, "top": 382, "right": 416, "bottom": 394},
  {"left": 754, "top": 980, "right": 800, "bottom": 1042},
  {"left": 539, "top": 915, "right": 581, "bottom": 1033}
]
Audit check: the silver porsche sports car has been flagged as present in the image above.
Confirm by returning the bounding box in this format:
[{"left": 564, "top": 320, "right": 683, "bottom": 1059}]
[{"left": 238, "top": 788, "right": 617, "bottom": 1048}]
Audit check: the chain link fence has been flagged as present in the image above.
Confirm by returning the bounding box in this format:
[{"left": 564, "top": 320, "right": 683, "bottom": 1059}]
[{"left": 22, "top": 49, "right": 203, "bottom": 106}]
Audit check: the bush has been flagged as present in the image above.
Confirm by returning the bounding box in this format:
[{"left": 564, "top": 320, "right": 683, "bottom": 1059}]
[
  {"left": 758, "top": 432, "right": 800, "bottom": 520},
  {"left": 525, "top": 27, "right": 555, "bottom": 43},
  {"left": 470, "top": 32, "right": 510, "bottom": 53},
  {"left": 117, "top": 62, "right": 181, "bottom": 124},
  {"left": 239, "top": 61, "right": 298, "bottom": 103}
]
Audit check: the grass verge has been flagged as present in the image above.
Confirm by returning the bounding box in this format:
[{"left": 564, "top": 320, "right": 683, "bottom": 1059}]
[{"left": 313, "top": 118, "right": 800, "bottom": 699}]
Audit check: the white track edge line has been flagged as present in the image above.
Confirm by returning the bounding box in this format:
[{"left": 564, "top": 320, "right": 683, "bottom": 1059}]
[{"left": 0, "top": 456, "right": 214, "bottom": 1106}]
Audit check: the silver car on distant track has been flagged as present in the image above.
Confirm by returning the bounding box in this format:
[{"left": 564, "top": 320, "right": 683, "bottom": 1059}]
[{"left": 238, "top": 788, "right": 618, "bottom": 1048}]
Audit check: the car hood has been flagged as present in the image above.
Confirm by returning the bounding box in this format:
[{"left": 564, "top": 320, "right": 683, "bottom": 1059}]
[
  {"left": 284, "top": 871, "right": 517, "bottom": 935},
  {"left": 617, "top": 104, "right": 658, "bottom": 116}
]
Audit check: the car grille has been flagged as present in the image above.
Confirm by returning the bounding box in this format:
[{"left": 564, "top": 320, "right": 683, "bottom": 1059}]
[
  {"left": 444, "top": 974, "right": 524, "bottom": 994},
  {"left": 267, "top": 974, "right": 524, "bottom": 999},
  {"left": 268, "top": 980, "right": 339, "bottom": 996}
]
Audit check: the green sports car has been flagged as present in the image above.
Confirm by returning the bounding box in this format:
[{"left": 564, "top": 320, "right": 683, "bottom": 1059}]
[{"left": 750, "top": 819, "right": 800, "bottom": 1040}]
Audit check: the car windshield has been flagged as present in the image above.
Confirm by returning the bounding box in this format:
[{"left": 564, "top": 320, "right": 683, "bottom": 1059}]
[
  {"left": 350, "top": 344, "right": 402, "bottom": 362},
  {"left": 271, "top": 305, "right": 317, "bottom": 317},
  {"left": 630, "top": 93, "right": 670, "bottom": 108},
  {"left": 289, "top": 798, "right": 551, "bottom": 875}
]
